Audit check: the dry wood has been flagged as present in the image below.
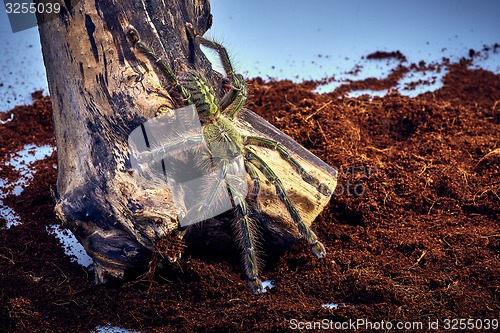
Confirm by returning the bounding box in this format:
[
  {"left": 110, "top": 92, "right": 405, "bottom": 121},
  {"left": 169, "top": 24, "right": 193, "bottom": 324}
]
[{"left": 37, "top": 0, "right": 336, "bottom": 282}]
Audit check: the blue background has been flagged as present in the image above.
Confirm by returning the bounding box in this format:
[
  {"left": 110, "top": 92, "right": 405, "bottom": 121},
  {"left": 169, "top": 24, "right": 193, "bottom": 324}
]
[{"left": 1, "top": 0, "right": 499, "bottom": 111}]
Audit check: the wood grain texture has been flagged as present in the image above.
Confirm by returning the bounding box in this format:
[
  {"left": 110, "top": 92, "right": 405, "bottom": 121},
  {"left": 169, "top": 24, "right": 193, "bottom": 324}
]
[{"left": 37, "top": 0, "right": 336, "bottom": 281}]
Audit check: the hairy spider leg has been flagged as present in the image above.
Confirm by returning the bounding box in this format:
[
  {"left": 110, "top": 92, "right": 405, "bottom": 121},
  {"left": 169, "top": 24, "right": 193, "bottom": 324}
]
[
  {"left": 181, "top": 158, "right": 230, "bottom": 223},
  {"left": 178, "top": 155, "right": 263, "bottom": 294},
  {"left": 244, "top": 160, "right": 262, "bottom": 212},
  {"left": 127, "top": 25, "right": 193, "bottom": 105},
  {"left": 245, "top": 136, "right": 332, "bottom": 196},
  {"left": 231, "top": 189, "right": 263, "bottom": 295},
  {"left": 244, "top": 150, "right": 327, "bottom": 259},
  {"left": 185, "top": 23, "right": 247, "bottom": 119},
  {"left": 135, "top": 134, "right": 205, "bottom": 165}
]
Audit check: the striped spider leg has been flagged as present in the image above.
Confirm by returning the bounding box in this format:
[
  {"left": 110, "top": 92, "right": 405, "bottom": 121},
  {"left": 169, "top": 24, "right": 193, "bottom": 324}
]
[{"left": 128, "top": 23, "right": 331, "bottom": 295}]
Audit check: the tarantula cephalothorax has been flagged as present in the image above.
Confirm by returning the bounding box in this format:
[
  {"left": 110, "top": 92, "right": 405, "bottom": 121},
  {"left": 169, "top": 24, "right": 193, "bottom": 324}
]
[{"left": 127, "top": 23, "right": 332, "bottom": 294}]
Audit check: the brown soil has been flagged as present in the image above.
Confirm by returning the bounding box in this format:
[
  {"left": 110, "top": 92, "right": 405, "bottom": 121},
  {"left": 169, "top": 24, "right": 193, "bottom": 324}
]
[{"left": 1, "top": 54, "right": 499, "bottom": 332}]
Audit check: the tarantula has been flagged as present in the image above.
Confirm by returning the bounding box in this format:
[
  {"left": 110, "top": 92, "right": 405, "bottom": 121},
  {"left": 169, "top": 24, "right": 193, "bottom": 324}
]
[{"left": 127, "top": 23, "right": 331, "bottom": 294}]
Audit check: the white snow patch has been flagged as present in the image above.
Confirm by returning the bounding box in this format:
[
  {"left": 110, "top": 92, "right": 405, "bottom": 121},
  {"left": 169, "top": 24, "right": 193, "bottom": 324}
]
[
  {"left": 469, "top": 47, "right": 500, "bottom": 74},
  {"left": 6, "top": 144, "right": 54, "bottom": 174},
  {"left": 0, "top": 114, "right": 14, "bottom": 124},
  {"left": 47, "top": 224, "right": 94, "bottom": 267},
  {"left": 347, "top": 89, "right": 390, "bottom": 98},
  {"left": 0, "top": 199, "right": 21, "bottom": 228},
  {"left": 93, "top": 326, "right": 140, "bottom": 333},
  {"left": 397, "top": 67, "right": 448, "bottom": 97},
  {"left": 261, "top": 279, "right": 275, "bottom": 293},
  {"left": 322, "top": 303, "right": 347, "bottom": 309},
  {"left": 314, "top": 58, "right": 402, "bottom": 94},
  {"left": 1, "top": 144, "right": 54, "bottom": 228}
]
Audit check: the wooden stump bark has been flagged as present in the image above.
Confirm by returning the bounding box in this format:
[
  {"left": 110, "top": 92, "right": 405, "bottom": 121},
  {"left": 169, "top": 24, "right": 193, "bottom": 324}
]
[{"left": 37, "top": 0, "right": 337, "bottom": 282}]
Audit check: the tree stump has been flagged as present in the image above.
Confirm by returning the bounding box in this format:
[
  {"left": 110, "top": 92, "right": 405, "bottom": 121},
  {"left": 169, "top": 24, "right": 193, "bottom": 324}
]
[{"left": 37, "top": 0, "right": 337, "bottom": 282}]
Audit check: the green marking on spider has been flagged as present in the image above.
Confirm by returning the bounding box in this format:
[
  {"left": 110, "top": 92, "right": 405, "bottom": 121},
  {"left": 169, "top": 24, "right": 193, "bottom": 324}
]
[
  {"left": 244, "top": 136, "right": 332, "bottom": 196},
  {"left": 127, "top": 23, "right": 331, "bottom": 295}
]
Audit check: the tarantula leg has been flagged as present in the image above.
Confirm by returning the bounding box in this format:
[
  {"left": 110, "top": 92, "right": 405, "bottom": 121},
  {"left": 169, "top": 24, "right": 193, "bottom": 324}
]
[
  {"left": 181, "top": 159, "right": 230, "bottom": 223},
  {"left": 244, "top": 160, "right": 262, "bottom": 212},
  {"left": 135, "top": 134, "right": 205, "bottom": 165},
  {"left": 244, "top": 150, "right": 327, "bottom": 259},
  {"left": 231, "top": 193, "right": 263, "bottom": 295},
  {"left": 220, "top": 74, "right": 247, "bottom": 119},
  {"left": 245, "top": 136, "right": 332, "bottom": 196},
  {"left": 185, "top": 22, "right": 247, "bottom": 119},
  {"left": 185, "top": 22, "right": 235, "bottom": 77},
  {"left": 164, "top": 226, "right": 188, "bottom": 263},
  {"left": 127, "top": 25, "right": 193, "bottom": 104}
]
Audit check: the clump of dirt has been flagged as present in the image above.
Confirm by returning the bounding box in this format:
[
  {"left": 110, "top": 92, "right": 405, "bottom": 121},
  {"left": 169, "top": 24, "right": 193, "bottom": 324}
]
[
  {"left": 366, "top": 50, "right": 408, "bottom": 62},
  {"left": 0, "top": 53, "right": 499, "bottom": 332}
]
